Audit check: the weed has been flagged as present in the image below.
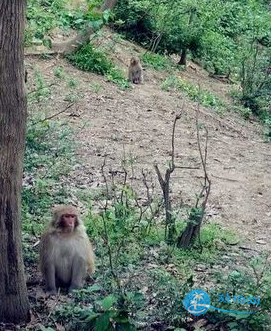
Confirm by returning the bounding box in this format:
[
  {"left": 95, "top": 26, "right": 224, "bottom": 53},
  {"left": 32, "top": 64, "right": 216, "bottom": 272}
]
[
  {"left": 23, "top": 117, "right": 75, "bottom": 232},
  {"left": 161, "top": 75, "right": 225, "bottom": 112},
  {"left": 28, "top": 70, "right": 52, "bottom": 103},
  {"left": 160, "top": 75, "right": 181, "bottom": 91},
  {"left": 67, "top": 77, "right": 79, "bottom": 88},
  {"left": 54, "top": 66, "right": 65, "bottom": 79},
  {"left": 141, "top": 53, "right": 176, "bottom": 71},
  {"left": 91, "top": 83, "right": 103, "bottom": 93},
  {"left": 64, "top": 93, "right": 81, "bottom": 102},
  {"left": 66, "top": 43, "right": 129, "bottom": 88},
  {"left": 25, "top": 0, "right": 95, "bottom": 46}
]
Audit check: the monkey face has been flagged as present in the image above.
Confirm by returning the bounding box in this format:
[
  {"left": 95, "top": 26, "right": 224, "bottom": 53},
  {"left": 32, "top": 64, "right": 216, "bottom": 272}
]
[
  {"left": 130, "top": 58, "right": 138, "bottom": 66},
  {"left": 59, "top": 214, "right": 77, "bottom": 233}
]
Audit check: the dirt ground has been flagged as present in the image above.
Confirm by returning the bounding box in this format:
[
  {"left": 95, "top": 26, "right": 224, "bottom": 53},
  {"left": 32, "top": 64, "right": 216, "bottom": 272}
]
[{"left": 26, "top": 32, "right": 271, "bottom": 253}]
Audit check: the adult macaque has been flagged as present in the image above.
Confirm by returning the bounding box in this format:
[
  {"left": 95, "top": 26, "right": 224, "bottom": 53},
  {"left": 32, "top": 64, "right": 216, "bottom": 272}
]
[
  {"left": 128, "top": 57, "right": 143, "bottom": 84},
  {"left": 40, "top": 205, "right": 95, "bottom": 294}
]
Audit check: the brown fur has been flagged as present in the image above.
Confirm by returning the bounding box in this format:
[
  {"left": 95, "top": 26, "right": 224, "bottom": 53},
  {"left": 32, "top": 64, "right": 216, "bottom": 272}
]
[
  {"left": 40, "top": 205, "right": 95, "bottom": 294},
  {"left": 128, "top": 57, "right": 143, "bottom": 84}
]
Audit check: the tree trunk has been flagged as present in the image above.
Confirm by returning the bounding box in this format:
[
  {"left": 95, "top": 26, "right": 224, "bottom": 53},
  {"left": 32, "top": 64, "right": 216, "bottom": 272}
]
[
  {"left": 178, "top": 48, "right": 187, "bottom": 66},
  {"left": 0, "top": 0, "right": 30, "bottom": 324},
  {"left": 177, "top": 209, "right": 203, "bottom": 249},
  {"left": 100, "top": 0, "right": 118, "bottom": 11}
]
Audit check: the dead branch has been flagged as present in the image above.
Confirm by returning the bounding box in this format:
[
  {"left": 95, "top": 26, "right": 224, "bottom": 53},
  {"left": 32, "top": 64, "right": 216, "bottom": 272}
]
[
  {"left": 33, "top": 103, "right": 74, "bottom": 125},
  {"left": 154, "top": 112, "right": 182, "bottom": 243},
  {"left": 177, "top": 103, "right": 211, "bottom": 249}
]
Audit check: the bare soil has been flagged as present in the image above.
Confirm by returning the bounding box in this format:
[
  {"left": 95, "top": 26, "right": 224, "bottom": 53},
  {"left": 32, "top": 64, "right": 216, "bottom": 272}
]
[{"left": 26, "top": 30, "right": 271, "bottom": 252}]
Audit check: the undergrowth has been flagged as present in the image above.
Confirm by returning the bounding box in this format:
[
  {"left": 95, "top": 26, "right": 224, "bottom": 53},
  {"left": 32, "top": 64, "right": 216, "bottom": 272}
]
[
  {"left": 141, "top": 53, "right": 177, "bottom": 71},
  {"left": 161, "top": 75, "right": 225, "bottom": 112},
  {"left": 22, "top": 115, "right": 76, "bottom": 262},
  {"left": 21, "top": 115, "right": 271, "bottom": 330},
  {"left": 66, "top": 43, "right": 130, "bottom": 88},
  {"left": 25, "top": 0, "right": 106, "bottom": 47}
]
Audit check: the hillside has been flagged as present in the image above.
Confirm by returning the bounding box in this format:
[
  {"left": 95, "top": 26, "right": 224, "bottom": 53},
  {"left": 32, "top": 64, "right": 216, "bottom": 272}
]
[{"left": 26, "top": 29, "right": 271, "bottom": 252}]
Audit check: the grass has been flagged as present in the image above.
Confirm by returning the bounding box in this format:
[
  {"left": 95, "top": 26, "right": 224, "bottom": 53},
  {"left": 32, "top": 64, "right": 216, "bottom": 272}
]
[
  {"left": 141, "top": 52, "right": 177, "bottom": 71},
  {"left": 21, "top": 114, "right": 271, "bottom": 330},
  {"left": 25, "top": 0, "right": 103, "bottom": 47},
  {"left": 161, "top": 75, "right": 225, "bottom": 112},
  {"left": 66, "top": 43, "right": 130, "bottom": 88}
]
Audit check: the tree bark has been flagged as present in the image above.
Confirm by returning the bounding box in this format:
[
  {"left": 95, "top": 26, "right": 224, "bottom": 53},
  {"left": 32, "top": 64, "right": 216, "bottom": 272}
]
[
  {"left": 178, "top": 48, "right": 187, "bottom": 66},
  {"left": 0, "top": 0, "right": 30, "bottom": 324}
]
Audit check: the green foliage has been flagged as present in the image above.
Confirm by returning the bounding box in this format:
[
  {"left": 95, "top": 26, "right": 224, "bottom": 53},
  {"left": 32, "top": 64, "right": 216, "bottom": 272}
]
[
  {"left": 67, "top": 43, "right": 129, "bottom": 87},
  {"left": 67, "top": 43, "right": 112, "bottom": 74},
  {"left": 161, "top": 75, "right": 225, "bottom": 112},
  {"left": 262, "top": 112, "right": 271, "bottom": 141},
  {"left": 25, "top": 0, "right": 111, "bottom": 46},
  {"left": 113, "top": 0, "right": 153, "bottom": 45},
  {"left": 54, "top": 66, "right": 65, "bottom": 79},
  {"left": 28, "top": 70, "right": 52, "bottom": 103},
  {"left": 23, "top": 117, "right": 75, "bottom": 233},
  {"left": 83, "top": 294, "right": 137, "bottom": 331},
  {"left": 107, "top": 67, "right": 131, "bottom": 89},
  {"left": 207, "top": 254, "right": 271, "bottom": 330},
  {"left": 199, "top": 31, "right": 236, "bottom": 75},
  {"left": 54, "top": 290, "right": 142, "bottom": 331},
  {"left": 113, "top": 0, "right": 271, "bottom": 116},
  {"left": 141, "top": 53, "right": 176, "bottom": 71}
]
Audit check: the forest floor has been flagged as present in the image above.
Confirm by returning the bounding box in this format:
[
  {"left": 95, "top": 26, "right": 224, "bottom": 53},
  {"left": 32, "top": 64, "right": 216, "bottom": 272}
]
[{"left": 26, "top": 29, "right": 271, "bottom": 254}]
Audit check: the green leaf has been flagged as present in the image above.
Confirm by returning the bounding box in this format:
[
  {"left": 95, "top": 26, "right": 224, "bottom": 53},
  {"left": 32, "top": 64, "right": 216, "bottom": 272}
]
[
  {"left": 85, "top": 312, "right": 99, "bottom": 323},
  {"left": 94, "top": 311, "right": 112, "bottom": 331},
  {"left": 100, "top": 294, "right": 118, "bottom": 310}
]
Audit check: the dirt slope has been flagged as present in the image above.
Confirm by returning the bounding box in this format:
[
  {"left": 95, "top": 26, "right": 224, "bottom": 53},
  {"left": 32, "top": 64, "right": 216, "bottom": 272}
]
[{"left": 26, "top": 31, "right": 271, "bottom": 252}]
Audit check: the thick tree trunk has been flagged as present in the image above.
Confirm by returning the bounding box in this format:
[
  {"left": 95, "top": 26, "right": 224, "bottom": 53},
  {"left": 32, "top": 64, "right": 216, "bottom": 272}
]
[{"left": 0, "top": 0, "right": 30, "bottom": 324}]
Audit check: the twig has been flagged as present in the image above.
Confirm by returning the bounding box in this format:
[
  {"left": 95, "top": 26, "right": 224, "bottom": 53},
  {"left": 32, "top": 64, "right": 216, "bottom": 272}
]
[
  {"left": 177, "top": 101, "right": 211, "bottom": 249},
  {"left": 45, "top": 289, "right": 61, "bottom": 324},
  {"left": 154, "top": 112, "right": 182, "bottom": 243},
  {"left": 33, "top": 103, "right": 74, "bottom": 125},
  {"left": 101, "top": 157, "right": 122, "bottom": 291}
]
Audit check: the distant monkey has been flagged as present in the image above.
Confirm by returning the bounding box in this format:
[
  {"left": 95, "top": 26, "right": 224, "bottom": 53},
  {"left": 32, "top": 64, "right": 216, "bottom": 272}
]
[
  {"left": 40, "top": 205, "right": 95, "bottom": 294},
  {"left": 128, "top": 57, "right": 143, "bottom": 84}
]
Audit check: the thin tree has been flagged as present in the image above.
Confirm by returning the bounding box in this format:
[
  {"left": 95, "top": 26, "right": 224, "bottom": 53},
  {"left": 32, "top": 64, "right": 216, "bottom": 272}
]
[{"left": 0, "top": 0, "right": 30, "bottom": 323}]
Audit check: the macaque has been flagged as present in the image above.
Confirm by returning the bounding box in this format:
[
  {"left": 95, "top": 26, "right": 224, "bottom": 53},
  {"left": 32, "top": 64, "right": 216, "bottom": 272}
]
[
  {"left": 40, "top": 205, "right": 95, "bottom": 294},
  {"left": 128, "top": 57, "right": 143, "bottom": 84}
]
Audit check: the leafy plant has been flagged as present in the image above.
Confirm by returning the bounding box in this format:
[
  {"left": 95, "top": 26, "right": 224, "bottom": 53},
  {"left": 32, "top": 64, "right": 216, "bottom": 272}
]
[
  {"left": 67, "top": 43, "right": 129, "bottom": 87},
  {"left": 141, "top": 53, "right": 176, "bottom": 71},
  {"left": 161, "top": 76, "right": 225, "bottom": 112},
  {"left": 23, "top": 116, "right": 75, "bottom": 233}
]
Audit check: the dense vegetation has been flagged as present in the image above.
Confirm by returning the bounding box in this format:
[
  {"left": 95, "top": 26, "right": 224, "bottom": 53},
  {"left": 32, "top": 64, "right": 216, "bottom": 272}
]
[
  {"left": 20, "top": 0, "right": 271, "bottom": 330},
  {"left": 113, "top": 0, "right": 271, "bottom": 134},
  {"left": 25, "top": 0, "right": 271, "bottom": 137}
]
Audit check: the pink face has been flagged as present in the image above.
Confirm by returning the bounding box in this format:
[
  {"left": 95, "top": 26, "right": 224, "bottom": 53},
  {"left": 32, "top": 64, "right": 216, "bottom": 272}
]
[{"left": 60, "top": 214, "right": 77, "bottom": 233}]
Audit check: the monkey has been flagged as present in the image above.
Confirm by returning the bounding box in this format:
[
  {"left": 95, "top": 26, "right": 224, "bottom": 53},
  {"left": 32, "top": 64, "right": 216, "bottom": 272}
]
[
  {"left": 128, "top": 57, "right": 143, "bottom": 84},
  {"left": 39, "top": 205, "right": 95, "bottom": 294}
]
